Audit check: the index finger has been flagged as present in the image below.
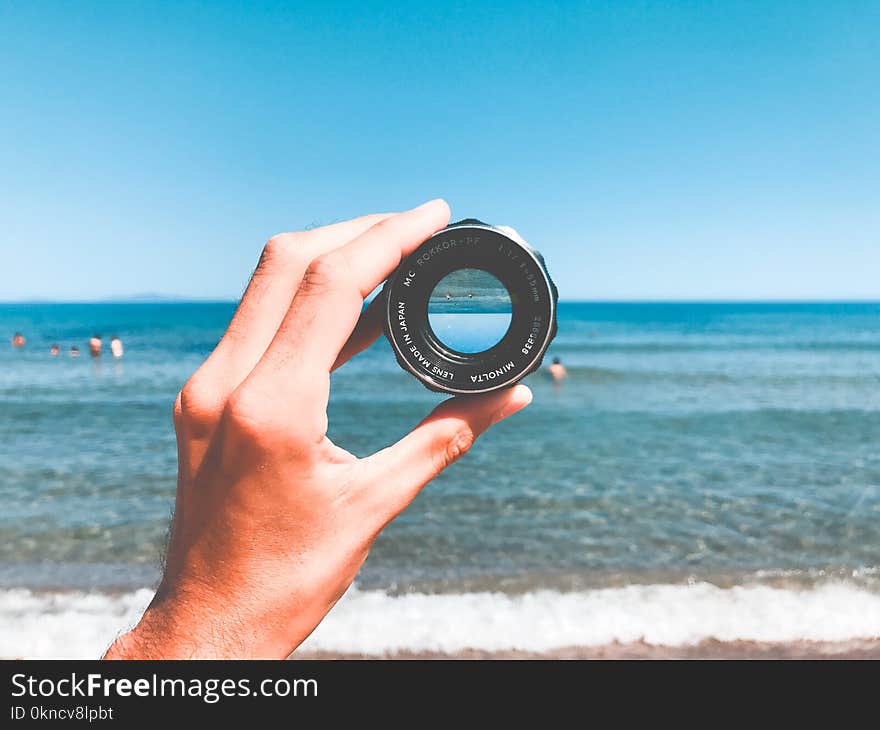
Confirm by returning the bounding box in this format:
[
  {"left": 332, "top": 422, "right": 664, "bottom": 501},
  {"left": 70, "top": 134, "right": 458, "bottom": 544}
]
[
  {"left": 242, "top": 200, "right": 450, "bottom": 419},
  {"left": 336, "top": 198, "right": 452, "bottom": 297},
  {"left": 191, "top": 213, "right": 394, "bottom": 397}
]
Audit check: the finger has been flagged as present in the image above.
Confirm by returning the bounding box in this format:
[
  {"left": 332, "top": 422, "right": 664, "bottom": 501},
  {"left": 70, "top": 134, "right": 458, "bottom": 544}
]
[
  {"left": 249, "top": 200, "right": 450, "bottom": 413},
  {"left": 331, "top": 296, "right": 384, "bottom": 371},
  {"left": 185, "top": 213, "right": 393, "bottom": 408},
  {"left": 361, "top": 384, "right": 533, "bottom": 521},
  {"left": 338, "top": 198, "right": 452, "bottom": 298}
]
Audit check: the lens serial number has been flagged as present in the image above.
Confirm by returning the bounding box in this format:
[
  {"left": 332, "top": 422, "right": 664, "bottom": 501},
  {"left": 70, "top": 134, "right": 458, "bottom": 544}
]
[{"left": 521, "top": 317, "right": 543, "bottom": 355}]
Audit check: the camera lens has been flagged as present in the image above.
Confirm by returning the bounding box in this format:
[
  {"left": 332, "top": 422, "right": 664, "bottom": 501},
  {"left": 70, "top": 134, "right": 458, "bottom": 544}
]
[
  {"left": 383, "top": 219, "right": 558, "bottom": 394},
  {"left": 427, "top": 268, "right": 513, "bottom": 354}
]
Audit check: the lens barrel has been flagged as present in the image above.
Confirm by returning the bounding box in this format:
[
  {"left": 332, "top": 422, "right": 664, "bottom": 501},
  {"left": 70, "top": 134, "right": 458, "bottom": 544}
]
[{"left": 383, "top": 219, "right": 557, "bottom": 394}]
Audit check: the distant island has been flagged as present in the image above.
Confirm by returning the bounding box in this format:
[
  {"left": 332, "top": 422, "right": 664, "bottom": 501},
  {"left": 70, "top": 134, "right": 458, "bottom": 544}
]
[
  {"left": 100, "top": 293, "right": 193, "bottom": 303},
  {"left": 0, "top": 294, "right": 235, "bottom": 304}
]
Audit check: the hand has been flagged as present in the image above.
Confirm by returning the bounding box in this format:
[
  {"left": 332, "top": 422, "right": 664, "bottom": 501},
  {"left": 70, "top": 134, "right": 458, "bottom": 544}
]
[{"left": 104, "top": 200, "right": 532, "bottom": 658}]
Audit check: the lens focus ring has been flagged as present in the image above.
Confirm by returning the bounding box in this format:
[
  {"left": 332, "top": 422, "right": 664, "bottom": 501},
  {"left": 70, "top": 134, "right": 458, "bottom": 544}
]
[{"left": 383, "top": 219, "right": 558, "bottom": 394}]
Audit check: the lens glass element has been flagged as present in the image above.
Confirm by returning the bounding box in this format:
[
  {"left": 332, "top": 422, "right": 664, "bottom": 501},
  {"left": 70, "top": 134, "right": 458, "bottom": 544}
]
[{"left": 427, "top": 268, "right": 513, "bottom": 354}]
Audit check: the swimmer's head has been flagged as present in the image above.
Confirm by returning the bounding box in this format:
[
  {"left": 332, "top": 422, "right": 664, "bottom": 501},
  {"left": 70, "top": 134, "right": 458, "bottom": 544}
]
[{"left": 552, "top": 357, "right": 561, "bottom": 365}]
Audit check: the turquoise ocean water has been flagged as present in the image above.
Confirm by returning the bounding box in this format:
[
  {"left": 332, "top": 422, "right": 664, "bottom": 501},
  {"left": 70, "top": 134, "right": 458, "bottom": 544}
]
[{"left": 1, "top": 302, "right": 879, "bottom": 656}]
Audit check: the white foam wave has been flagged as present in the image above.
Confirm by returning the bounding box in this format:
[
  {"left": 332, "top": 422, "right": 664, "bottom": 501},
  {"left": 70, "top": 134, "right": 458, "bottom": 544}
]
[
  {"left": 0, "top": 588, "right": 154, "bottom": 659},
  {"left": 2, "top": 582, "right": 880, "bottom": 658}
]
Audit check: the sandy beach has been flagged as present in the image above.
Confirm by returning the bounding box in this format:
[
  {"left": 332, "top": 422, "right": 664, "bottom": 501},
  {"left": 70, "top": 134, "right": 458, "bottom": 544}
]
[
  {"left": 297, "top": 639, "right": 880, "bottom": 660},
  {"left": 5, "top": 639, "right": 878, "bottom": 661}
]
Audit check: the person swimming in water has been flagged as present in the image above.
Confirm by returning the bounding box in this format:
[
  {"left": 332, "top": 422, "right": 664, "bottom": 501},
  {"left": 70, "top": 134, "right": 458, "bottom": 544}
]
[
  {"left": 11, "top": 332, "right": 25, "bottom": 348},
  {"left": 50, "top": 344, "right": 60, "bottom": 356},
  {"left": 110, "top": 336, "right": 124, "bottom": 359},
  {"left": 549, "top": 356, "right": 567, "bottom": 382},
  {"left": 89, "top": 334, "right": 103, "bottom": 357},
  {"left": 70, "top": 346, "right": 80, "bottom": 358}
]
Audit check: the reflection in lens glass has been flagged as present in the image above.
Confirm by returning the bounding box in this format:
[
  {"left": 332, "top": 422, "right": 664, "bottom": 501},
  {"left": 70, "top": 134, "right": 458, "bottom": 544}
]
[{"left": 428, "top": 269, "right": 513, "bottom": 353}]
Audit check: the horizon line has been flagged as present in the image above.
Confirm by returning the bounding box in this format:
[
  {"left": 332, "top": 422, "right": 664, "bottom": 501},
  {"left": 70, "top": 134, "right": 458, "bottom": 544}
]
[{"left": 2, "top": 298, "right": 879, "bottom": 305}]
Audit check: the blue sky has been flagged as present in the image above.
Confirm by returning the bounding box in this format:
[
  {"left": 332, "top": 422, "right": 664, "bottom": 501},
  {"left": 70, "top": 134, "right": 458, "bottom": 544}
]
[{"left": 1, "top": 1, "right": 878, "bottom": 301}]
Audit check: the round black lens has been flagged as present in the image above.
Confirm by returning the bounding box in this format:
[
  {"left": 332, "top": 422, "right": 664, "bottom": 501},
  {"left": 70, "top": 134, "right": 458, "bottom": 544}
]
[
  {"left": 383, "top": 219, "right": 558, "bottom": 394},
  {"left": 427, "top": 268, "right": 513, "bottom": 354}
]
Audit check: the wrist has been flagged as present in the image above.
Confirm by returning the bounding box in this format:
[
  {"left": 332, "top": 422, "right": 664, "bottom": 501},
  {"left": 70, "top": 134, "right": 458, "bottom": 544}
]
[
  {"left": 103, "top": 587, "right": 246, "bottom": 659},
  {"left": 102, "top": 625, "right": 159, "bottom": 660},
  {"left": 103, "top": 582, "right": 295, "bottom": 659}
]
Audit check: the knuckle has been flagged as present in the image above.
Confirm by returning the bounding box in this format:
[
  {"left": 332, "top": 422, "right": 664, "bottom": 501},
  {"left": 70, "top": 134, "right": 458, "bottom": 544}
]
[
  {"left": 223, "top": 390, "right": 272, "bottom": 446},
  {"left": 258, "top": 233, "right": 308, "bottom": 272},
  {"left": 223, "top": 389, "right": 262, "bottom": 429},
  {"left": 263, "top": 232, "right": 302, "bottom": 259},
  {"left": 370, "top": 216, "right": 397, "bottom": 236},
  {"left": 222, "top": 388, "right": 323, "bottom": 459},
  {"left": 177, "top": 378, "right": 223, "bottom": 431},
  {"left": 441, "top": 427, "right": 476, "bottom": 469},
  {"left": 301, "top": 252, "right": 351, "bottom": 293}
]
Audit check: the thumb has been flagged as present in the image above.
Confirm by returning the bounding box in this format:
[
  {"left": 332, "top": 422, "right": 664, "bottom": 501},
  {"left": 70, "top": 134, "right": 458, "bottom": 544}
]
[{"left": 362, "top": 384, "right": 533, "bottom": 522}]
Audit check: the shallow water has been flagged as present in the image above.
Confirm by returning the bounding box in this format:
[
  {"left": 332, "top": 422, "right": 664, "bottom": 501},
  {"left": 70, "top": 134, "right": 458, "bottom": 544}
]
[{"left": 1, "top": 302, "right": 879, "bottom": 655}]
